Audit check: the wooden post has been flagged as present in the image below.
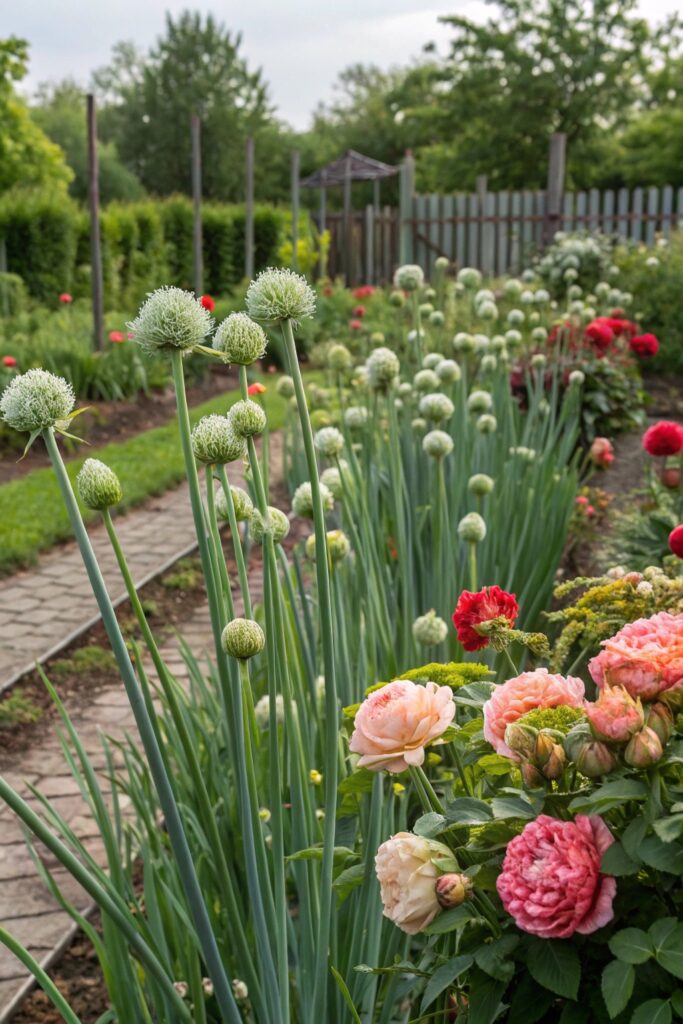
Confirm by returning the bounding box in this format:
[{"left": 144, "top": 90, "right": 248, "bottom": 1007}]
[
  {"left": 291, "top": 149, "right": 300, "bottom": 271},
  {"left": 191, "top": 113, "right": 203, "bottom": 295},
  {"left": 245, "top": 136, "right": 255, "bottom": 281},
  {"left": 319, "top": 170, "right": 327, "bottom": 279},
  {"left": 399, "top": 150, "right": 415, "bottom": 265},
  {"left": 383, "top": 205, "right": 392, "bottom": 284},
  {"left": 86, "top": 94, "right": 104, "bottom": 351},
  {"left": 364, "top": 204, "right": 374, "bottom": 285},
  {"left": 343, "top": 153, "right": 353, "bottom": 284},
  {"left": 373, "top": 179, "right": 381, "bottom": 214},
  {"left": 544, "top": 132, "right": 567, "bottom": 245}
]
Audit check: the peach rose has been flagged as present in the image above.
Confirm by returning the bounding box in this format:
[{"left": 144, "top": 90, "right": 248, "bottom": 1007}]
[
  {"left": 483, "top": 668, "right": 585, "bottom": 759},
  {"left": 375, "top": 831, "right": 451, "bottom": 934},
  {"left": 349, "top": 679, "right": 455, "bottom": 773},
  {"left": 585, "top": 685, "right": 644, "bottom": 743},
  {"left": 588, "top": 611, "right": 683, "bottom": 702}
]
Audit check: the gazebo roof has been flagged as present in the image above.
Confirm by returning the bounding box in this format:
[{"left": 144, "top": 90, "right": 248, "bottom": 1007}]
[{"left": 301, "top": 149, "right": 399, "bottom": 188}]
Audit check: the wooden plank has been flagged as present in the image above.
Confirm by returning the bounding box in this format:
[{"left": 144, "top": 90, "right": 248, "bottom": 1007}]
[
  {"left": 318, "top": 171, "right": 327, "bottom": 278},
  {"left": 342, "top": 153, "right": 352, "bottom": 282},
  {"left": 482, "top": 192, "right": 495, "bottom": 275},
  {"left": 510, "top": 192, "right": 521, "bottom": 274},
  {"left": 455, "top": 194, "right": 466, "bottom": 267},
  {"left": 631, "top": 187, "right": 643, "bottom": 241},
  {"left": 429, "top": 192, "right": 441, "bottom": 267},
  {"left": 646, "top": 186, "right": 658, "bottom": 245},
  {"left": 521, "top": 191, "right": 534, "bottom": 261},
  {"left": 415, "top": 194, "right": 427, "bottom": 275},
  {"left": 602, "top": 190, "right": 615, "bottom": 236},
  {"left": 588, "top": 189, "right": 600, "bottom": 232},
  {"left": 382, "top": 205, "right": 392, "bottom": 283},
  {"left": 544, "top": 132, "right": 566, "bottom": 243},
  {"left": 467, "top": 192, "right": 479, "bottom": 268},
  {"left": 617, "top": 188, "right": 629, "bottom": 239},
  {"left": 575, "top": 190, "right": 587, "bottom": 232},
  {"left": 497, "top": 191, "right": 509, "bottom": 275},
  {"left": 562, "top": 191, "right": 574, "bottom": 232},
  {"left": 662, "top": 185, "right": 673, "bottom": 237},
  {"left": 442, "top": 194, "right": 454, "bottom": 263},
  {"left": 364, "top": 205, "right": 374, "bottom": 284},
  {"left": 534, "top": 191, "right": 545, "bottom": 249}
]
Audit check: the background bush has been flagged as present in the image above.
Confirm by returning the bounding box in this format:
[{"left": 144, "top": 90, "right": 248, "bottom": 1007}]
[{"left": 616, "top": 234, "right": 683, "bottom": 374}]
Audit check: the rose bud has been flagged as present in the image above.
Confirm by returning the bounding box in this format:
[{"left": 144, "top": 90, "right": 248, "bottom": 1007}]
[
  {"left": 435, "top": 873, "right": 474, "bottom": 910},
  {"left": 585, "top": 686, "right": 644, "bottom": 744},
  {"left": 534, "top": 732, "right": 566, "bottom": 780},
  {"left": 624, "top": 726, "right": 664, "bottom": 769},
  {"left": 661, "top": 467, "right": 681, "bottom": 489},
  {"left": 575, "top": 739, "right": 618, "bottom": 778},
  {"left": 521, "top": 761, "right": 545, "bottom": 788},
  {"left": 504, "top": 722, "right": 538, "bottom": 760},
  {"left": 644, "top": 703, "right": 673, "bottom": 746}
]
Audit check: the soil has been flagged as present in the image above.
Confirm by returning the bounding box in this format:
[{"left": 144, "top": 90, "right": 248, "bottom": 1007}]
[{"left": 0, "top": 365, "right": 239, "bottom": 486}]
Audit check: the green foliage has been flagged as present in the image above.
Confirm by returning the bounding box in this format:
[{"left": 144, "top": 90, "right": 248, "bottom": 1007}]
[
  {"left": 0, "top": 189, "right": 79, "bottom": 301},
  {"left": 0, "top": 688, "right": 41, "bottom": 729},
  {"left": 52, "top": 644, "right": 117, "bottom": 676},
  {"left": 161, "top": 557, "right": 202, "bottom": 591},
  {"left": 399, "top": 662, "right": 492, "bottom": 689},
  {"left": 616, "top": 234, "right": 683, "bottom": 373}
]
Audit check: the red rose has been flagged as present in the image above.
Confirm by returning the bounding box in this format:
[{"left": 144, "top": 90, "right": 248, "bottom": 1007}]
[
  {"left": 2, "top": 355, "right": 17, "bottom": 367},
  {"left": 669, "top": 525, "right": 683, "bottom": 559},
  {"left": 353, "top": 305, "right": 366, "bottom": 317},
  {"left": 200, "top": 294, "right": 215, "bottom": 311},
  {"left": 662, "top": 467, "right": 681, "bottom": 489},
  {"left": 630, "top": 333, "right": 659, "bottom": 357},
  {"left": 584, "top": 321, "right": 614, "bottom": 352},
  {"left": 597, "top": 316, "right": 637, "bottom": 338},
  {"left": 59, "top": 293, "right": 73, "bottom": 304},
  {"left": 642, "top": 421, "right": 683, "bottom": 457},
  {"left": 349, "top": 319, "right": 363, "bottom": 331},
  {"left": 352, "top": 285, "right": 375, "bottom": 299},
  {"left": 452, "top": 586, "right": 520, "bottom": 652},
  {"left": 108, "top": 331, "right": 125, "bottom": 343},
  {"left": 590, "top": 437, "right": 614, "bottom": 468},
  {"left": 247, "top": 382, "right": 266, "bottom": 395}
]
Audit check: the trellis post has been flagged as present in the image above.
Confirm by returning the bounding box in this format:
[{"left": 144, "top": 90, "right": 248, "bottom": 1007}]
[
  {"left": 190, "top": 113, "right": 203, "bottom": 295},
  {"left": 86, "top": 94, "right": 104, "bottom": 351},
  {"left": 544, "top": 132, "right": 567, "bottom": 245}
]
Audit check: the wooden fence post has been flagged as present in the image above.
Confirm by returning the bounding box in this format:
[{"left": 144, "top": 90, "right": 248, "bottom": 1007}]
[
  {"left": 291, "top": 149, "right": 300, "bottom": 271},
  {"left": 245, "top": 136, "right": 255, "bottom": 281},
  {"left": 190, "top": 113, "right": 203, "bottom": 295},
  {"left": 399, "top": 150, "right": 415, "bottom": 266},
  {"left": 86, "top": 94, "right": 104, "bottom": 351},
  {"left": 365, "top": 204, "right": 374, "bottom": 285},
  {"left": 544, "top": 132, "right": 567, "bottom": 246},
  {"left": 343, "top": 153, "right": 353, "bottom": 284},
  {"left": 318, "top": 170, "right": 327, "bottom": 279}
]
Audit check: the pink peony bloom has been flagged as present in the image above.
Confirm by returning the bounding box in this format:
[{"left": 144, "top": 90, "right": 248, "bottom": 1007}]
[
  {"left": 590, "top": 436, "right": 614, "bottom": 468},
  {"left": 497, "top": 814, "right": 616, "bottom": 938},
  {"left": 349, "top": 679, "right": 454, "bottom": 773},
  {"left": 375, "top": 832, "right": 450, "bottom": 934},
  {"left": 483, "top": 669, "right": 585, "bottom": 759},
  {"left": 588, "top": 611, "right": 683, "bottom": 702},
  {"left": 585, "top": 685, "right": 644, "bottom": 743}
]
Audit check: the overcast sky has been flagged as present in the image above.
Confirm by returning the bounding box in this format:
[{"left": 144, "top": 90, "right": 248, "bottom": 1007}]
[{"left": 8, "top": 0, "right": 682, "bottom": 129}]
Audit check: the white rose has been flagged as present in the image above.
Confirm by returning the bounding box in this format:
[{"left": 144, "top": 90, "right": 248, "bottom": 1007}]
[{"left": 375, "top": 832, "right": 450, "bottom": 934}]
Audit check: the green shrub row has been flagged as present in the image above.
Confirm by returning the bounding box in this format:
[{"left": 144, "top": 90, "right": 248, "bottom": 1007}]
[{"left": 0, "top": 190, "right": 287, "bottom": 308}]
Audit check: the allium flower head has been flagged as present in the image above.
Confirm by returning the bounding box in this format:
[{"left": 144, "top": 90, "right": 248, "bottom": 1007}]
[
  {"left": 127, "top": 287, "right": 213, "bottom": 355},
  {"left": 249, "top": 505, "right": 290, "bottom": 543},
  {"left": 457, "top": 267, "right": 481, "bottom": 289},
  {"left": 413, "top": 369, "right": 440, "bottom": 393},
  {"left": 292, "top": 480, "right": 334, "bottom": 518},
  {"left": 467, "top": 390, "right": 493, "bottom": 415},
  {"left": 429, "top": 310, "right": 445, "bottom": 327},
  {"left": 457, "top": 512, "right": 487, "bottom": 542},
  {"left": 228, "top": 399, "right": 267, "bottom": 438},
  {"left": 569, "top": 370, "right": 585, "bottom": 386},
  {"left": 254, "top": 693, "right": 285, "bottom": 728},
  {"left": 419, "top": 392, "right": 454, "bottom": 424},
  {"left": 191, "top": 415, "right": 245, "bottom": 464},
  {"left": 276, "top": 375, "right": 295, "bottom": 398},
  {"left": 436, "top": 359, "right": 461, "bottom": 383},
  {"left": 212, "top": 312, "right": 267, "bottom": 365},
  {"left": 246, "top": 268, "right": 316, "bottom": 324},
  {"left": 344, "top": 406, "right": 369, "bottom": 429},
  {"left": 468, "top": 473, "right": 494, "bottom": 496},
  {"left": 305, "top": 528, "right": 350, "bottom": 564},
  {"left": 366, "top": 348, "right": 400, "bottom": 391},
  {"left": 0, "top": 368, "right": 75, "bottom": 434},
  {"left": 393, "top": 264, "right": 424, "bottom": 291},
  {"left": 422, "top": 429, "right": 453, "bottom": 459},
  {"left": 216, "top": 484, "right": 253, "bottom": 523},
  {"left": 412, "top": 610, "right": 448, "bottom": 646},
  {"left": 221, "top": 618, "right": 265, "bottom": 659},
  {"left": 328, "top": 343, "right": 352, "bottom": 373},
  {"left": 476, "top": 414, "right": 497, "bottom": 434},
  {"left": 314, "top": 426, "right": 345, "bottom": 459},
  {"left": 77, "top": 458, "right": 123, "bottom": 510},
  {"left": 321, "top": 462, "right": 350, "bottom": 500},
  {"left": 422, "top": 352, "right": 442, "bottom": 370}
]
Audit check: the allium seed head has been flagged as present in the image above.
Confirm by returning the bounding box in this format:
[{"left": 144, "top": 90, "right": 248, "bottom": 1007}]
[
  {"left": 419, "top": 392, "right": 454, "bottom": 423},
  {"left": 221, "top": 618, "right": 265, "bottom": 660},
  {"left": 246, "top": 268, "right": 316, "bottom": 324},
  {"left": 249, "top": 505, "right": 290, "bottom": 543},
  {"left": 393, "top": 264, "right": 424, "bottom": 292},
  {"left": 292, "top": 481, "right": 334, "bottom": 518},
  {"left": 422, "top": 429, "right": 454, "bottom": 459},
  {"left": 191, "top": 415, "right": 245, "bottom": 464},
  {"left": 314, "top": 426, "right": 345, "bottom": 459},
  {"left": 212, "top": 312, "right": 267, "bottom": 365},
  {"left": 0, "top": 369, "right": 75, "bottom": 433},
  {"left": 457, "top": 512, "right": 487, "bottom": 542},
  {"left": 127, "top": 287, "right": 213, "bottom": 355},
  {"left": 77, "top": 458, "right": 122, "bottom": 510},
  {"left": 228, "top": 399, "right": 267, "bottom": 438}
]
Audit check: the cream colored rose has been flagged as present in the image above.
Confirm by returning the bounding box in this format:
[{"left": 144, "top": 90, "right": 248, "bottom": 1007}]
[
  {"left": 375, "top": 832, "right": 451, "bottom": 934},
  {"left": 349, "top": 679, "right": 455, "bottom": 773}
]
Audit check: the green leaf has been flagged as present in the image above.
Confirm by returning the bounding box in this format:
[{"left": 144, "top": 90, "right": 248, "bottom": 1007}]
[
  {"left": 452, "top": 682, "right": 495, "bottom": 708},
  {"left": 476, "top": 754, "right": 515, "bottom": 776},
  {"left": 445, "top": 797, "right": 494, "bottom": 825},
  {"left": 491, "top": 795, "right": 536, "bottom": 820},
  {"left": 653, "top": 815, "right": 683, "bottom": 843},
  {"left": 420, "top": 954, "right": 473, "bottom": 1013},
  {"left": 569, "top": 779, "right": 648, "bottom": 815},
  {"left": 601, "top": 960, "right": 635, "bottom": 1019},
  {"left": 527, "top": 939, "right": 580, "bottom": 999},
  {"left": 474, "top": 936, "right": 519, "bottom": 982},
  {"left": 670, "top": 991, "right": 683, "bottom": 1015},
  {"left": 639, "top": 837, "right": 683, "bottom": 875},
  {"left": 558, "top": 1004, "right": 589, "bottom": 1024},
  {"left": 601, "top": 841, "right": 639, "bottom": 876},
  {"left": 630, "top": 999, "right": 671, "bottom": 1024},
  {"left": 287, "top": 845, "right": 355, "bottom": 864},
  {"left": 329, "top": 965, "right": 362, "bottom": 1024},
  {"left": 468, "top": 972, "right": 509, "bottom": 1024},
  {"left": 648, "top": 918, "right": 679, "bottom": 948},
  {"left": 413, "top": 811, "right": 448, "bottom": 838},
  {"left": 622, "top": 815, "right": 648, "bottom": 862},
  {"left": 332, "top": 863, "right": 365, "bottom": 905},
  {"left": 656, "top": 925, "right": 683, "bottom": 980},
  {"left": 425, "top": 903, "right": 482, "bottom": 935},
  {"left": 608, "top": 928, "right": 654, "bottom": 965}
]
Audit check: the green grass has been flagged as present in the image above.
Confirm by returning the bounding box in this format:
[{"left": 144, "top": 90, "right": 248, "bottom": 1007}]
[{"left": 0, "top": 378, "right": 288, "bottom": 576}]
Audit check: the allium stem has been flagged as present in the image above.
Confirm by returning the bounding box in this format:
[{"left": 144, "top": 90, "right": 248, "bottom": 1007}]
[
  {"left": 205, "top": 464, "right": 235, "bottom": 619},
  {"left": 0, "top": 927, "right": 84, "bottom": 1024},
  {"left": 43, "top": 428, "right": 240, "bottom": 1024},
  {"left": 216, "top": 464, "right": 252, "bottom": 618},
  {"left": 281, "top": 317, "right": 339, "bottom": 1022},
  {"left": 468, "top": 541, "right": 478, "bottom": 591}
]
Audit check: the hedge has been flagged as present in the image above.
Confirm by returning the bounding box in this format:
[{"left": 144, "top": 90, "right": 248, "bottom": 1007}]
[{"left": 0, "top": 190, "right": 288, "bottom": 309}]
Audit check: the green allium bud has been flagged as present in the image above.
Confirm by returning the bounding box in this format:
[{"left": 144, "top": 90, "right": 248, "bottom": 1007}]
[
  {"left": 276, "top": 375, "right": 295, "bottom": 398},
  {"left": 320, "top": 463, "right": 350, "bottom": 500},
  {"left": 477, "top": 300, "right": 498, "bottom": 321},
  {"left": 221, "top": 618, "right": 265, "bottom": 659},
  {"left": 422, "top": 352, "right": 442, "bottom": 370},
  {"left": 344, "top": 406, "right": 369, "bottom": 429},
  {"left": 77, "top": 458, "right": 122, "bottom": 510},
  {"left": 531, "top": 327, "right": 548, "bottom": 344},
  {"left": 419, "top": 302, "right": 434, "bottom": 317},
  {"left": 467, "top": 390, "right": 493, "bottom": 415},
  {"left": 505, "top": 329, "right": 522, "bottom": 349},
  {"left": 413, "top": 369, "right": 440, "bottom": 393},
  {"left": 531, "top": 353, "right": 547, "bottom": 369},
  {"left": 366, "top": 348, "right": 400, "bottom": 391},
  {"left": 249, "top": 505, "right": 290, "bottom": 543},
  {"left": 370, "top": 331, "right": 385, "bottom": 346},
  {"left": 398, "top": 382, "right": 413, "bottom": 398},
  {"left": 394, "top": 264, "right": 425, "bottom": 292},
  {"left": 424, "top": 287, "right": 437, "bottom": 301},
  {"left": 569, "top": 370, "right": 585, "bottom": 386},
  {"left": 423, "top": 429, "right": 454, "bottom": 459},
  {"left": 480, "top": 354, "right": 497, "bottom": 374},
  {"left": 314, "top": 426, "right": 344, "bottom": 459},
  {"left": 435, "top": 256, "right": 449, "bottom": 271},
  {"left": 412, "top": 609, "right": 448, "bottom": 646},
  {"left": 507, "top": 309, "right": 525, "bottom": 327},
  {"left": 457, "top": 267, "right": 481, "bottom": 289},
  {"left": 0, "top": 368, "right": 75, "bottom": 433},
  {"left": 328, "top": 343, "right": 352, "bottom": 373},
  {"left": 245, "top": 267, "right": 316, "bottom": 324},
  {"left": 310, "top": 409, "right": 333, "bottom": 430},
  {"left": 419, "top": 392, "right": 454, "bottom": 423},
  {"left": 389, "top": 290, "right": 406, "bottom": 307},
  {"left": 457, "top": 512, "right": 487, "bottom": 542},
  {"left": 127, "top": 287, "right": 213, "bottom": 355},
  {"left": 228, "top": 399, "right": 267, "bottom": 438},
  {"left": 504, "top": 279, "right": 522, "bottom": 298},
  {"left": 436, "top": 359, "right": 461, "bottom": 383},
  {"left": 412, "top": 417, "right": 428, "bottom": 435},
  {"left": 216, "top": 484, "right": 253, "bottom": 523},
  {"left": 212, "top": 312, "right": 266, "bottom": 365},
  {"left": 468, "top": 473, "right": 494, "bottom": 496},
  {"left": 476, "top": 414, "right": 497, "bottom": 434},
  {"left": 305, "top": 528, "right": 350, "bottom": 564},
  {"left": 429, "top": 310, "right": 445, "bottom": 327},
  {"left": 292, "top": 481, "right": 334, "bottom": 518},
  {"left": 191, "top": 415, "right": 245, "bottom": 464}
]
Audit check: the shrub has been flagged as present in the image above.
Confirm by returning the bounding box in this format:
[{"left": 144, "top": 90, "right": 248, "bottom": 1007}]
[
  {"left": 0, "top": 189, "right": 79, "bottom": 301},
  {"left": 616, "top": 234, "right": 683, "bottom": 374}
]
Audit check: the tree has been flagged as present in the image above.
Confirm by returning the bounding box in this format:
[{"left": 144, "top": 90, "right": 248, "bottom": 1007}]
[
  {"left": 32, "top": 80, "right": 145, "bottom": 203},
  {"left": 92, "top": 12, "right": 276, "bottom": 200},
  {"left": 0, "top": 37, "right": 72, "bottom": 194}
]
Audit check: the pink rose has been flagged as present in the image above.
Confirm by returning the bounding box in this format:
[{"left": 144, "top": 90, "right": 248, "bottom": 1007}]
[
  {"left": 590, "top": 437, "right": 615, "bottom": 468},
  {"left": 483, "top": 669, "right": 585, "bottom": 759},
  {"left": 497, "top": 814, "right": 616, "bottom": 938},
  {"left": 585, "top": 685, "right": 644, "bottom": 743},
  {"left": 375, "top": 831, "right": 450, "bottom": 934},
  {"left": 349, "top": 679, "right": 454, "bottom": 773},
  {"left": 588, "top": 611, "right": 683, "bottom": 702}
]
